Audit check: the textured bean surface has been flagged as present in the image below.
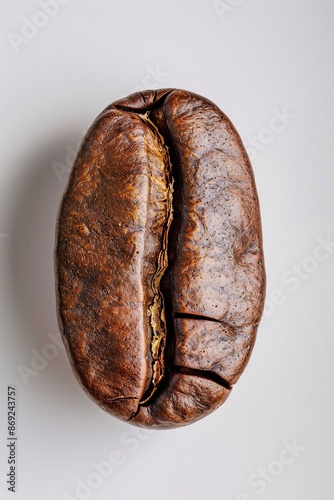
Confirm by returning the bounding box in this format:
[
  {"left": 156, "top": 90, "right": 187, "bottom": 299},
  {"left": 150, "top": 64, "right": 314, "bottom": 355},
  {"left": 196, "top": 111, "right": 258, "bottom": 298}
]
[{"left": 55, "top": 89, "right": 265, "bottom": 429}]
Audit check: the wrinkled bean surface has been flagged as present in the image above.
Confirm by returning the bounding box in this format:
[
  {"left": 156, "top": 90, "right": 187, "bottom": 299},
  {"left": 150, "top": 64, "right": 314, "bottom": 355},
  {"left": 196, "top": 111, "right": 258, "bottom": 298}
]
[{"left": 55, "top": 89, "right": 266, "bottom": 429}]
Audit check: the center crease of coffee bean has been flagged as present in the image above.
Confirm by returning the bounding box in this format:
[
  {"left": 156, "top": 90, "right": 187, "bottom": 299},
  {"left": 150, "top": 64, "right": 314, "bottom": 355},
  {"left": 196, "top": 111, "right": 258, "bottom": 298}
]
[{"left": 138, "top": 111, "right": 174, "bottom": 406}]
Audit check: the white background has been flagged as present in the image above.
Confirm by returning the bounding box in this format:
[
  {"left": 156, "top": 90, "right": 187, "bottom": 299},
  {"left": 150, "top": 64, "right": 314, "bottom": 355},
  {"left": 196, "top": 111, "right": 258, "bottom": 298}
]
[{"left": 1, "top": 1, "right": 333, "bottom": 499}]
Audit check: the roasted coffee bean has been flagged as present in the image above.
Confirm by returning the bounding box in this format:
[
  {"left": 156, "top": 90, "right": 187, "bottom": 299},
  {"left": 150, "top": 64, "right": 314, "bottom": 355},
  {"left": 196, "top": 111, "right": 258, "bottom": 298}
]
[{"left": 55, "top": 89, "right": 266, "bottom": 429}]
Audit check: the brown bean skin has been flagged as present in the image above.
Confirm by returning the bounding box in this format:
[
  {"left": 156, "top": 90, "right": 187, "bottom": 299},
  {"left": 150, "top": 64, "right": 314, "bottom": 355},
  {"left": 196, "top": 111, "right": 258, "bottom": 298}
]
[{"left": 55, "top": 89, "right": 265, "bottom": 429}]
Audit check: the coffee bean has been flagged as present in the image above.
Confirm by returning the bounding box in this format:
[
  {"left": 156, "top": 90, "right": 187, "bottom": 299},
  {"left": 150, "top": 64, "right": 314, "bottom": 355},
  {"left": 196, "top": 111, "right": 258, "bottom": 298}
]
[{"left": 55, "top": 89, "right": 266, "bottom": 429}]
